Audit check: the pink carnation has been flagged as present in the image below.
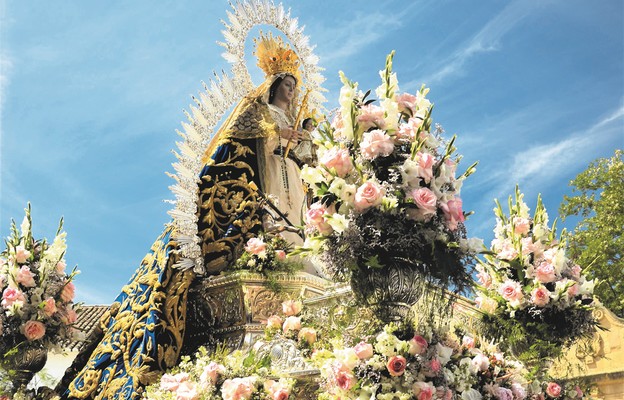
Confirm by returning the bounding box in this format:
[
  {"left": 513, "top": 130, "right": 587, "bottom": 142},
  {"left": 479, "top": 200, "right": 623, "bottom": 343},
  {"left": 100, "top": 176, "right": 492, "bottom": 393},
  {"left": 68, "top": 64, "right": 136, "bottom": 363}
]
[
  {"left": 513, "top": 217, "right": 531, "bottom": 235},
  {"left": 395, "top": 118, "right": 421, "bottom": 142},
  {"left": 397, "top": 93, "right": 418, "bottom": 116},
  {"left": 320, "top": 147, "right": 353, "bottom": 177},
  {"left": 244, "top": 238, "right": 266, "bottom": 255},
  {"left": 531, "top": 286, "right": 551, "bottom": 307},
  {"left": 356, "top": 104, "right": 386, "bottom": 131},
  {"left": 16, "top": 265, "right": 36, "bottom": 287},
  {"left": 360, "top": 129, "right": 394, "bottom": 160},
  {"left": 499, "top": 280, "right": 524, "bottom": 307},
  {"left": 176, "top": 381, "right": 199, "bottom": 400},
  {"left": 2, "top": 287, "right": 25, "bottom": 308},
  {"left": 440, "top": 198, "right": 465, "bottom": 231},
  {"left": 333, "top": 366, "right": 357, "bottom": 391},
  {"left": 535, "top": 261, "right": 557, "bottom": 283},
  {"left": 354, "top": 181, "right": 385, "bottom": 211},
  {"left": 22, "top": 320, "right": 46, "bottom": 341}
]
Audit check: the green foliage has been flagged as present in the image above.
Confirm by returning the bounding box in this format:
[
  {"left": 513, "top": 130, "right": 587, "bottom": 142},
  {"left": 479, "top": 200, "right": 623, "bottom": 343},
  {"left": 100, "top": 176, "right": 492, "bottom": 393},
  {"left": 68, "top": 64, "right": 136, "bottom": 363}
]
[{"left": 560, "top": 150, "right": 624, "bottom": 317}]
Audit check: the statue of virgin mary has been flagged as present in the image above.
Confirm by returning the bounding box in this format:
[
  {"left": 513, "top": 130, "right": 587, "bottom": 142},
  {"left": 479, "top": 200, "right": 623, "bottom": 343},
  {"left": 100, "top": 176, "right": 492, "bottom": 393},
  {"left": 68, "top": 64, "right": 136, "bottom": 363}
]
[{"left": 58, "top": 33, "right": 316, "bottom": 400}]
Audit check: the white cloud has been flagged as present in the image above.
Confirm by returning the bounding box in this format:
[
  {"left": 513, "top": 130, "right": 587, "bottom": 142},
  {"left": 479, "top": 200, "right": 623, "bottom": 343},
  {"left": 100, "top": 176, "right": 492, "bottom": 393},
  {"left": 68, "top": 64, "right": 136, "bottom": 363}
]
[{"left": 421, "top": 1, "right": 546, "bottom": 85}]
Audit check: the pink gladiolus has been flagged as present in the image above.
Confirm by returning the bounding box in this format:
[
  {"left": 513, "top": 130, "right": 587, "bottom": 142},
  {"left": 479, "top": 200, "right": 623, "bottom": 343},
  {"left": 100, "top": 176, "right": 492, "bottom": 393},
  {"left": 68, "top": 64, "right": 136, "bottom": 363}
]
[
  {"left": 61, "top": 281, "right": 76, "bottom": 302},
  {"left": 42, "top": 297, "right": 58, "bottom": 317},
  {"left": 440, "top": 198, "right": 465, "bottom": 231},
  {"left": 2, "top": 287, "right": 25, "bottom": 308},
  {"left": 16, "top": 266, "right": 36, "bottom": 287},
  {"left": 15, "top": 246, "right": 31, "bottom": 264},
  {"left": 305, "top": 202, "right": 333, "bottom": 235},
  {"left": 414, "top": 152, "right": 435, "bottom": 183}
]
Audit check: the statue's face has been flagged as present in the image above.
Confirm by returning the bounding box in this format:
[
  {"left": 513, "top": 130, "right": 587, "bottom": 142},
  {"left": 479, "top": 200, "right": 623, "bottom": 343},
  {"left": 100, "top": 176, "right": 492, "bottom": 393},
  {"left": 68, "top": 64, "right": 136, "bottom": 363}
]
[{"left": 275, "top": 75, "right": 296, "bottom": 103}]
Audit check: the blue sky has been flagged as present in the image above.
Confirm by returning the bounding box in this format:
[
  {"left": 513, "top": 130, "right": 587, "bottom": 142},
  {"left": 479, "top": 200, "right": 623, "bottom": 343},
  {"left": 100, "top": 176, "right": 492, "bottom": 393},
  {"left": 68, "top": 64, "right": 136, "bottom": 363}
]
[{"left": 1, "top": 0, "right": 622, "bottom": 304}]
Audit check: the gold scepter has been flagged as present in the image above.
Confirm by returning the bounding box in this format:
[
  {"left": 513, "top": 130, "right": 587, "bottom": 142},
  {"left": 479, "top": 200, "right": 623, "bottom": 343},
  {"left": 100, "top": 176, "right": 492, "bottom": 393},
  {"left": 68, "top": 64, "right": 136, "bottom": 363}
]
[{"left": 284, "top": 88, "right": 311, "bottom": 159}]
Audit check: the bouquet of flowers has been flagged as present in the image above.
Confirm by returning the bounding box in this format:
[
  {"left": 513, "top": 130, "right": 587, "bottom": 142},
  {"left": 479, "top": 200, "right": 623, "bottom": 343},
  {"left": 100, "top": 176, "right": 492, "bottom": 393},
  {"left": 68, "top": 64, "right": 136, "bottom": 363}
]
[
  {"left": 474, "top": 188, "right": 596, "bottom": 363},
  {"left": 231, "top": 234, "right": 302, "bottom": 291},
  {"left": 312, "top": 323, "right": 531, "bottom": 400},
  {"left": 298, "top": 52, "right": 480, "bottom": 292},
  {"left": 0, "top": 205, "right": 80, "bottom": 357}
]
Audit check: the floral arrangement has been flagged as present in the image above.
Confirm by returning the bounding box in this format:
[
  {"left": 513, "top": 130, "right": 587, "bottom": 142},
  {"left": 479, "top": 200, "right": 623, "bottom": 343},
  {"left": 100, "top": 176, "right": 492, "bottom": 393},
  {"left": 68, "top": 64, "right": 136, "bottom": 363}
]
[
  {"left": 230, "top": 235, "right": 302, "bottom": 291},
  {"left": 474, "top": 188, "right": 596, "bottom": 365},
  {"left": 263, "top": 299, "right": 318, "bottom": 352},
  {"left": 297, "top": 52, "right": 480, "bottom": 292},
  {"left": 312, "top": 323, "right": 532, "bottom": 400},
  {"left": 144, "top": 345, "right": 297, "bottom": 400},
  {"left": 0, "top": 205, "right": 80, "bottom": 357}
]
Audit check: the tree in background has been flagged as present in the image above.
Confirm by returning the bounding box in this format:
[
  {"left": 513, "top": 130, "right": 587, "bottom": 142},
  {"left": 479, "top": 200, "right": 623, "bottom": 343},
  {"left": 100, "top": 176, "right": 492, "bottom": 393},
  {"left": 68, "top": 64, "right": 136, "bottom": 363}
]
[{"left": 560, "top": 150, "right": 623, "bottom": 318}]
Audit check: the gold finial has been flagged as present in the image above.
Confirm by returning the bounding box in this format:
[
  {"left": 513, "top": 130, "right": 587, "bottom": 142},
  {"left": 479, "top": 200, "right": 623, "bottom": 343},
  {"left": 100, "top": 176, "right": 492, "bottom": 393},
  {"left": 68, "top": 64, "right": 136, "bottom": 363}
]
[{"left": 254, "top": 31, "right": 302, "bottom": 83}]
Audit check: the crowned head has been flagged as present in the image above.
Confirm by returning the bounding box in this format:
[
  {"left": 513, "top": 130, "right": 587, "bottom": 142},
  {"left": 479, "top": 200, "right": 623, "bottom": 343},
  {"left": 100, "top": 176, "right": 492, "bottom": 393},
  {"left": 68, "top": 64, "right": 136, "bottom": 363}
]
[{"left": 254, "top": 32, "right": 302, "bottom": 84}]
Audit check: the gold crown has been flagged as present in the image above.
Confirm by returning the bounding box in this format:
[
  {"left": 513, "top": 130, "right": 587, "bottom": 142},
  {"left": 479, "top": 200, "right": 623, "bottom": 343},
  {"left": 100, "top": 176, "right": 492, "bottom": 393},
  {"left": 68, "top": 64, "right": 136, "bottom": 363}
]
[{"left": 254, "top": 32, "right": 301, "bottom": 83}]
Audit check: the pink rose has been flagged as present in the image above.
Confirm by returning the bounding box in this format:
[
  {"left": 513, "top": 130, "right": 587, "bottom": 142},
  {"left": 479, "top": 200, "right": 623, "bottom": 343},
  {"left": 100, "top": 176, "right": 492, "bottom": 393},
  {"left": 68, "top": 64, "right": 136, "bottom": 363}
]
[
  {"left": 56, "top": 260, "right": 67, "bottom": 274},
  {"left": 408, "top": 335, "right": 428, "bottom": 355},
  {"left": 176, "top": 381, "right": 199, "bottom": 400},
  {"left": 42, "top": 297, "right": 58, "bottom": 317},
  {"left": 298, "top": 327, "right": 317, "bottom": 345},
  {"left": 244, "top": 238, "right": 266, "bottom": 256},
  {"left": 221, "top": 377, "right": 255, "bottom": 400},
  {"left": 353, "top": 341, "right": 374, "bottom": 359},
  {"left": 574, "top": 386, "right": 583, "bottom": 398},
  {"left": 356, "top": 104, "right": 386, "bottom": 131},
  {"left": 359, "top": 129, "right": 394, "bottom": 160},
  {"left": 16, "top": 266, "right": 36, "bottom": 287},
  {"left": 60, "top": 281, "right": 75, "bottom": 302},
  {"left": 2, "top": 287, "right": 26, "bottom": 308},
  {"left": 462, "top": 335, "right": 475, "bottom": 349},
  {"left": 200, "top": 361, "right": 225, "bottom": 386},
  {"left": 440, "top": 198, "right": 465, "bottom": 231},
  {"left": 305, "top": 202, "right": 333, "bottom": 235},
  {"left": 412, "top": 382, "right": 435, "bottom": 400},
  {"left": 472, "top": 353, "right": 490, "bottom": 372},
  {"left": 334, "top": 367, "right": 356, "bottom": 391},
  {"left": 22, "top": 320, "right": 46, "bottom": 341},
  {"left": 546, "top": 382, "right": 562, "bottom": 398},
  {"left": 282, "top": 316, "right": 301, "bottom": 333},
  {"left": 397, "top": 93, "right": 418, "bottom": 116},
  {"left": 386, "top": 355, "right": 407, "bottom": 377},
  {"left": 414, "top": 152, "right": 435, "bottom": 183},
  {"left": 281, "top": 299, "right": 302, "bottom": 316},
  {"left": 531, "top": 286, "right": 551, "bottom": 307},
  {"left": 428, "top": 358, "right": 442, "bottom": 373},
  {"left": 499, "top": 280, "right": 524, "bottom": 307},
  {"left": 535, "top": 261, "right": 557, "bottom": 283},
  {"left": 354, "top": 181, "right": 385, "bottom": 211},
  {"left": 275, "top": 250, "right": 286, "bottom": 261},
  {"left": 266, "top": 315, "right": 283, "bottom": 330},
  {"left": 320, "top": 147, "right": 353, "bottom": 177},
  {"left": 411, "top": 187, "right": 437, "bottom": 218},
  {"left": 15, "top": 245, "right": 31, "bottom": 264}
]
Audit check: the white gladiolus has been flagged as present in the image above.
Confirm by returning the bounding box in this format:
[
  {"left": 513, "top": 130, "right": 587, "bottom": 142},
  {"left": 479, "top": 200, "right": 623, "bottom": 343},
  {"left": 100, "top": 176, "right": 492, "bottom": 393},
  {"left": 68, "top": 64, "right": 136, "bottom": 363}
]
[
  {"left": 326, "top": 214, "right": 348, "bottom": 234},
  {"left": 300, "top": 165, "right": 325, "bottom": 186},
  {"left": 20, "top": 216, "right": 30, "bottom": 237}
]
